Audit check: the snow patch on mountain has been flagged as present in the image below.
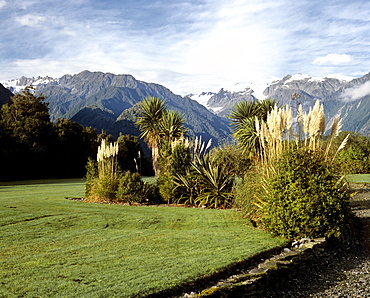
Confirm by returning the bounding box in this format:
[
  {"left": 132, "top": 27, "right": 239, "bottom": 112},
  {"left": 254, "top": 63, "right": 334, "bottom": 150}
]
[
  {"left": 324, "top": 74, "right": 354, "bottom": 82},
  {"left": 222, "top": 81, "right": 270, "bottom": 100},
  {"left": 285, "top": 73, "right": 312, "bottom": 83},
  {"left": 189, "top": 92, "right": 215, "bottom": 107},
  {"left": 189, "top": 80, "right": 269, "bottom": 110},
  {"left": 284, "top": 73, "right": 354, "bottom": 84},
  {"left": 188, "top": 92, "right": 224, "bottom": 114},
  {"left": 0, "top": 76, "right": 57, "bottom": 93}
]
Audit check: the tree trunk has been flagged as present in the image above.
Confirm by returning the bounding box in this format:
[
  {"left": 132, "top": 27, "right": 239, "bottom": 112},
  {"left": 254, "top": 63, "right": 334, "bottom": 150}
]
[{"left": 152, "top": 146, "right": 160, "bottom": 177}]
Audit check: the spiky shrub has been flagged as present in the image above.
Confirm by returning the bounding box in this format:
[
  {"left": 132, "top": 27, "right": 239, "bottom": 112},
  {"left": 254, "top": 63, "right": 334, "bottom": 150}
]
[
  {"left": 171, "top": 136, "right": 228, "bottom": 207},
  {"left": 191, "top": 154, "right": 234, "bottom": 208},
  {"left": 237, "top": 100, "right": 351, "bottom": 239},
  {"left": 173, "top": 170, "right": 203, "bottom": 206},
  {"left": 85, "top": 139, "right": 119, "bottom": 202},
  {"left": 140, "top": 182, "right": 160, "bottom": 204},
  {"left": 157, "top": 136, "right": 209, "bottom": 204}
]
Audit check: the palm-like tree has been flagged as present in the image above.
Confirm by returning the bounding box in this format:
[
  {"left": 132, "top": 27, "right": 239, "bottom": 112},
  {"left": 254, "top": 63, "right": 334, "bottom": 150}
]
[
  {"left": 158, "top": 110, "right": 186, "bottom": 142},
  {"left": 256, "top": 99, "right": 276, "bottom": 121},
  {"left": 136, "top": 97, "right": 186, "bottom": 176},
  {"left": 229, "top": 101, "right": 260, "bottom": 131},
  {"left": 233, "top": 118, "right": 260, "bottom": 154},
  {"left": 136, "top": 97, "right": 166, "bottom": 176},
  {"left": 229, "top": 99, "right": 277, "bottom": 154}
]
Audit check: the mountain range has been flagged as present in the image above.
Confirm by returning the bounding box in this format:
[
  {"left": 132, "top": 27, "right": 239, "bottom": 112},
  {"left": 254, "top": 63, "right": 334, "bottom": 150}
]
[
  {"left": 1, "top": 70, "right": 370, "bottom": 142},
  {"left": 0, "top": 71, "right": 231, "bottom": 144},
  {"left": 189, "top": 73, "right": 370, "bottom": 134}
]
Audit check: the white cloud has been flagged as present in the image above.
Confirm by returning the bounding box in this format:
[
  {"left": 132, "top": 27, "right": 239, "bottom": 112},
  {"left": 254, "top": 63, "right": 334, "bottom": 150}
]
[
  {"left": 175, "top": 0, "right": 286, "bottom": 90},
  {"left": 0, "top": 0, "right": 6, "bottom": 9},
  {"left": 312, "top": 54, "right": 354, "bottom": 66},
  {"left": 1, "top": 0, "right": 370, "bottom": 95},
  {"left": 341, "top": 81, "right": 370, "bottom": 102},
  {"left": 15, "top": 14, "right": 47, "bottom": 27}
]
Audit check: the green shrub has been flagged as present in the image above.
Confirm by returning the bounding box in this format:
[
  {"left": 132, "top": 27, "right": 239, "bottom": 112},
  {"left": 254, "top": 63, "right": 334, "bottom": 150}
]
[
  {"left": 116, "top": 171, "right": 144, "bottom": 204},
  {"left": 91, "top": 174, "right": 119, "bottom": 201},
  {"left": 209, "top": 144, "right": 251, "bottom": 177},
  {"left": 157, "top": 173, "right": 176, "bottom": 204},
  {"left": 261, "top": 148, "right": 351, "bottom": 239},
  {"left": 234, "top": 101, "right": 353, "bottom": 239},
  {"left": 234, "top": 166, "right": 264, "bottom": 222},
  {"left": 171, "top": 143, "right": 191, "bottom": 175},
  {"left": 325, "top": 132, "right": 370, "bottom": 174}
]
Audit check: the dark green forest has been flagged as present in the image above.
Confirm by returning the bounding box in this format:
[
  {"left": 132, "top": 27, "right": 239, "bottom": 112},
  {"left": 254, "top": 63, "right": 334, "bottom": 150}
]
[{"left": 0, "top": 90, "right": 150, "bottom": 181}]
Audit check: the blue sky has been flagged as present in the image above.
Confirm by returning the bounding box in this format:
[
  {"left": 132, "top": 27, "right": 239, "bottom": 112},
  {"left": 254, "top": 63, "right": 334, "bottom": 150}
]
[{"left": 1, "top": 0, "right": 370, "bottom": 94}]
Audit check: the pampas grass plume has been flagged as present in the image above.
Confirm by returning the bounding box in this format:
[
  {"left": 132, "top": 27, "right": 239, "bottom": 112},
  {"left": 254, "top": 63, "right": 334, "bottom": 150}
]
[{"left": 337, "top": 133, "right": 349, "bottom": 152}]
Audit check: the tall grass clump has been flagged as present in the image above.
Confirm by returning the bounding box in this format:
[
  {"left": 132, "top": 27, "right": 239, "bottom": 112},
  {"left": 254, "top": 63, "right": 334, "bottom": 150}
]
[
  {"left": 85, "top": 139, "right": 119, "bottom": 201},
  {"left": 86, "top": 139, "right": 157, "bottom": 204},
  {"left": 235, "top": 100, "right": 352, "bottom": 239}
]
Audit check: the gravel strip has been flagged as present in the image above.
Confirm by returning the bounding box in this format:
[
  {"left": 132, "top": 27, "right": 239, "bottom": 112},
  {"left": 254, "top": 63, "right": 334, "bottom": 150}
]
[{"left": 265, "top": 184, "right": 370, "bottom": 297}]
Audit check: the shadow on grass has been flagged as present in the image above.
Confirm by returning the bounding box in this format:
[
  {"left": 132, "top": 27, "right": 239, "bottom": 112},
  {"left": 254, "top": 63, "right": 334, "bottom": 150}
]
[{"left": 0, "top": 178, "right": 86, "bottom": 186}]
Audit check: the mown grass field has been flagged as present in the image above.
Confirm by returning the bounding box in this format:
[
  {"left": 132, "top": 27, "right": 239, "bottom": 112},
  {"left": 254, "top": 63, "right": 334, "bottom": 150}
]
[
  {"left": 0, "top": 179, "right": 287, "bottom": 297},
  {"left": 346, "top": 174, "right": 370, "bottom": 184}
]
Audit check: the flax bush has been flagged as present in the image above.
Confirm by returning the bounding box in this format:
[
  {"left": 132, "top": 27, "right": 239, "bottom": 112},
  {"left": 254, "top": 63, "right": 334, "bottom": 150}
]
[
  {"left": 170, "top": 136, "right": 234, "bottom": 208},
  {"left": 174, "top": 171, "right": 202, "bottom": 206},
  {"left": 191, "top": 154, "right": 234, "bottom": 208}
]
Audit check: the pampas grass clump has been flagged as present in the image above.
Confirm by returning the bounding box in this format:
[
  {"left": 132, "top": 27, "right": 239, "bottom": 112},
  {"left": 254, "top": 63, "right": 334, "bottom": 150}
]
[
  {"left": 238, "top": 100, "right": 352, "bottom": 239},
  {"left": 86, "top": 139, "right": 119, "bottom": 202},
  {"left": 256, "top": 99, "right": 349, "bottom": 164}
]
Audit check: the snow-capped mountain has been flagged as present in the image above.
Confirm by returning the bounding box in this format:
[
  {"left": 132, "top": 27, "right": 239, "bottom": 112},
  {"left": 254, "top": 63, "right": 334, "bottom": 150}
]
[
  {"left": 1, "top": 76, "right": 58, "bottom": 93},
  {"left": 188, "top": 92, "right": 215, "bottom": 108},
  {"left": 1, "top": 71, "right": 231, "bottom": 143},
  {"left": 263, "top": 74, "right": 354, "bottom": 105},
  {"left": 2, "top": 70, "right": 370, "bottom": 135},
  {"left": 188, "top": 74, "right": 357, "bottom": 117},
  {"left": 188, "top": 81, "right": 268, "bottom": 117}
]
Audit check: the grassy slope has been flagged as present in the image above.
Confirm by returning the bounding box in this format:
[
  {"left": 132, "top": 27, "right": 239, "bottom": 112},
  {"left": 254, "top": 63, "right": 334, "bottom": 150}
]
[{"left": 0, "top": 179, "right": 287, "bottom": 297}]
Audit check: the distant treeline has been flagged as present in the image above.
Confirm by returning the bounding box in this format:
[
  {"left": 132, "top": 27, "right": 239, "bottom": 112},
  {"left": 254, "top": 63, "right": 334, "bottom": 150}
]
[{"left": 0, "top": 90, "right": 152, "bottom": 181}]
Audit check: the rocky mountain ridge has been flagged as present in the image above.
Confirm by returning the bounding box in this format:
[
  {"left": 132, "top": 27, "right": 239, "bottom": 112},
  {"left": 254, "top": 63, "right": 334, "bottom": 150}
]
[
  {"left": 0, "top": 71, "right": 231, "bottom": 143},
  {"left": 2, "top": 70, "right": 370, "bottom": 136}
]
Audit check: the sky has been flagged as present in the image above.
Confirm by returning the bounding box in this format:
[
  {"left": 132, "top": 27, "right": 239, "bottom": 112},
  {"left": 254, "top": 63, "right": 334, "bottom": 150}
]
[{"left": 1, "top": 0, "right": 370, "bottom": 95}]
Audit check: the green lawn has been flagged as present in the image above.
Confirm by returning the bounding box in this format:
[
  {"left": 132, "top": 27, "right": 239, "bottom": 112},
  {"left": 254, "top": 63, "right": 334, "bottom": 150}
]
[
  {"left": 0, "top": 179, "right": 287, "bottom": 297},
  {"left": 141, "top": 176, "right": 156, "bottom": 184},
  {"left": 346, "top": 174, "right": 370, "bottom": 184}
]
